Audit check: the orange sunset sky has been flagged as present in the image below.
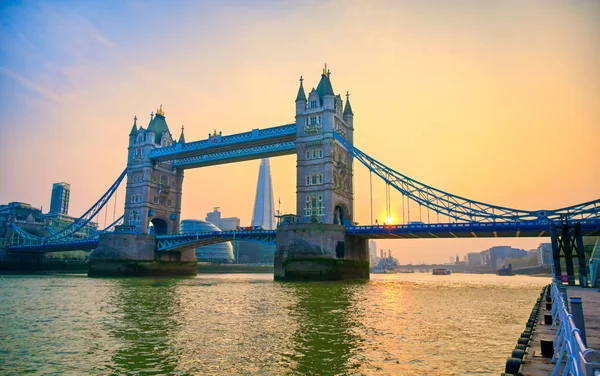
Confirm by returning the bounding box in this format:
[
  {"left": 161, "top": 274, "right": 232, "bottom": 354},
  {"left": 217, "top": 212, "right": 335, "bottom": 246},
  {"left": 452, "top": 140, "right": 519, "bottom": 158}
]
[{"left": 0, "top": 0, "right": 598, "bottom": 263}]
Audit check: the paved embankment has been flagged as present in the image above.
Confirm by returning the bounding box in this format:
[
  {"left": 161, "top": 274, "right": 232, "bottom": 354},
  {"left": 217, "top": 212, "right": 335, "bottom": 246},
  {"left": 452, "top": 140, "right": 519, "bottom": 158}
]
[{"left": 503, "top": 284, "right": 600, "bottom": 375}]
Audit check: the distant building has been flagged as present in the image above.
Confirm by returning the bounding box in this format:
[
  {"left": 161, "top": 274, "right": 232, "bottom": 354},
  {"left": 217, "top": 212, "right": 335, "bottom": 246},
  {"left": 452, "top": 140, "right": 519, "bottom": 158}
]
[
  {"left": 205, "top": 208, "right": 240, "bottom": 231},
  {"left": 466, "top": 252, "right": 482, "bottom": 267},
  {"left": 369, "top": 240, "right": 378, "bottom": 265},
  {"left": 0, "top": 201, "right": 97, "bottom": 247},
  {"left": 44, "top": 212, "right": 98, "bottom": 238},
  {"left": 481, "top": 246, "right": 527, "bottom": 269},
  {"left": 0, "top": 202, "right": 45, "bottom": 223},
  {"left": 537, "top": 243, "right": 552, "bottom": 265},
  {"left": 180, "top": 219, "right": 234, "bottom": 263},
  {"left": 50, "top": 182, "right": 70, "bottom": 215}
]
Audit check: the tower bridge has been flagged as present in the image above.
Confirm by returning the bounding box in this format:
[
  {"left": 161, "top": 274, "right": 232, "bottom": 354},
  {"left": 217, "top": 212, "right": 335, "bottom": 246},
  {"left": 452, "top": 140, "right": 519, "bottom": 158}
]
[{"left": 6, "top": 66, "right": 600, "bottom": 283}]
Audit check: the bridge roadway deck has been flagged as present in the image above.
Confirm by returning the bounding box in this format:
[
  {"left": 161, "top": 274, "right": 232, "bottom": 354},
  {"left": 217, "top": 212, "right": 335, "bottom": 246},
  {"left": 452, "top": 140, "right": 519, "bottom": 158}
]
[
  {"left": 347, "top": 221, "right": 600, "bottom": 239},
  {"left": 519, "top": 286, "right": 600, "bottom": 375}
]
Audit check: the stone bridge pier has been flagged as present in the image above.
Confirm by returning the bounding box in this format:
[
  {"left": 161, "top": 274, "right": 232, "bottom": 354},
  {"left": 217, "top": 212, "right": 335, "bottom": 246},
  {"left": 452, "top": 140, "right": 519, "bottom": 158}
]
[{"left": 274, "top": 224, "right": 369, "bottom": 281}]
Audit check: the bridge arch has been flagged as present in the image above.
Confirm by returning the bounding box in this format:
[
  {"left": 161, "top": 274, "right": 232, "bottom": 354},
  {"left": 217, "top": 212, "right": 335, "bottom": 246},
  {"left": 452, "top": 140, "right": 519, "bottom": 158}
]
[{"left": 150, "top": 218, "right": 169, "bottom": 235}]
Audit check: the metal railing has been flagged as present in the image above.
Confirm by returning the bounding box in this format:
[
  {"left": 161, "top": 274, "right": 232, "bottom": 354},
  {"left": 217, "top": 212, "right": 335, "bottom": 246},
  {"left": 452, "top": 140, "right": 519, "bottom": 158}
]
[{"left": 550, "top": 280, "right": 600, "bottom": 376}]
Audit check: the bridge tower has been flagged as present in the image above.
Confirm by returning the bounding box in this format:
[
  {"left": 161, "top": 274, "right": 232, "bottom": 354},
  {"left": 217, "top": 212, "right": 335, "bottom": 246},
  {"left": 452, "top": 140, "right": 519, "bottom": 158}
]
[
  {"left": 294, "top": 66, "right": 354, "bottom": 225},
  {"left": 275, "top": 67, "right": 368, "bottom": 281},
  {"left": 124, "top": 106, "right": 184, "bottom": 235}
]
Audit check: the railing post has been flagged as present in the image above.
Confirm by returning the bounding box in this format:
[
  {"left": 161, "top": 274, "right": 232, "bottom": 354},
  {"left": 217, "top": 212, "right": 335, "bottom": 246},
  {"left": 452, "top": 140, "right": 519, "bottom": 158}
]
[
  {"left": 569, "top": 297, "right": 587, "bottom": 347},
  {"left": 559, "top": 286, "right": 568, "bottom": 308}
]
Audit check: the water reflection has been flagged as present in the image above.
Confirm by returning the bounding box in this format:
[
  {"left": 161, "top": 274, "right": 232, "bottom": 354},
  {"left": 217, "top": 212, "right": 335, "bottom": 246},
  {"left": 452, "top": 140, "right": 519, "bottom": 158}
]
[
  {"left": 285, "top": 281, "right": 366, "bottom": 375},
  {"left": 105, "top": 278, "right": 186, "bottom": 375}
]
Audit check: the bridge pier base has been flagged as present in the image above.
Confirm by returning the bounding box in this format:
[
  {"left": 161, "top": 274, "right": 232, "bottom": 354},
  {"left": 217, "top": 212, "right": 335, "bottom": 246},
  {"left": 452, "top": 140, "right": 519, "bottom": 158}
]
[
  {"left": 274, "top": 224, "right": 370, "bottom": 281},
  {"left": 88, "top": 233, "right": 197, "bottom": 277}
]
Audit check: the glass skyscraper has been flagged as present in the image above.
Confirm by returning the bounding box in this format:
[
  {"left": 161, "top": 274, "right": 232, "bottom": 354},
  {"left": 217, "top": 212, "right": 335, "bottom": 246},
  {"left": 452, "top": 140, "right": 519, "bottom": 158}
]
[
  {"left": 251, "top": 158, "right": 275, "bottom": 230},
  {"left": 49, "top": 182, "right": 70, "bottom": 215}
]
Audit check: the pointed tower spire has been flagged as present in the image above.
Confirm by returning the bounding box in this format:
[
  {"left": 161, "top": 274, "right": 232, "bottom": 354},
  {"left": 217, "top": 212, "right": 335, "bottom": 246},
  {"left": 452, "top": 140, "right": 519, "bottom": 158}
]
[
  {"left": 343, "top": 91, "right": 354, "bottom": 116},
  {"left": 251, "top": 158, "right": 276, "bottom": 230},
  {"left": 316, "top": 64, "right": 334, "bottom": 97},
  {"left": 178, "top": 125, "right": 186, "bottom": 144},
  {"left": 295, "top": 76, "right": 306, "bottom": 102},
  {"left": 129, "top": 115, "right": 138, "bottom": 135}
]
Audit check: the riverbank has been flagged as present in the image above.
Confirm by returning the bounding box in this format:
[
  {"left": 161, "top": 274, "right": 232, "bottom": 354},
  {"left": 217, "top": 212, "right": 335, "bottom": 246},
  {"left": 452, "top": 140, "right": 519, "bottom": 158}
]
[
  {"left": 0, "top": 260, "right": 88, "bottom": 272},
  {"left": 1, "top": 261, "right": 275, "bottom": 274}
]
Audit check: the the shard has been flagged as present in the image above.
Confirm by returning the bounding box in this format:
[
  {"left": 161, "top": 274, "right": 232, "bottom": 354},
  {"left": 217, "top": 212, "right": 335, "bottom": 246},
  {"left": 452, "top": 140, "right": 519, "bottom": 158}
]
[{"left": 251, "top": 158, "right": 275, "bottom": 230}]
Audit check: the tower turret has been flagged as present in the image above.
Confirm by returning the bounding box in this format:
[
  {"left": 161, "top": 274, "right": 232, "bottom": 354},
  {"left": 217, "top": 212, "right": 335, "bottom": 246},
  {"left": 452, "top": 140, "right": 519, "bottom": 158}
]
[
  {"left": 343, "top": 92, "right": 354, "bottom": 143},
  {"left": 178, "top": 125, "right": 186, "bottom": 144},
  {"left": 295, "top": 76, "right": 307, "bottom": 115},
  {"left": 129, "top": 116, "right": 138, "bottom": 146}
]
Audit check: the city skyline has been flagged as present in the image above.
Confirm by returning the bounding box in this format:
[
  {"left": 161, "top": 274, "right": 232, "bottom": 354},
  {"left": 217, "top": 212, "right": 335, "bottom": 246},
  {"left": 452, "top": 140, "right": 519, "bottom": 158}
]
[{"left": 1, "top": 1, "right": 599, "bottom": 263}]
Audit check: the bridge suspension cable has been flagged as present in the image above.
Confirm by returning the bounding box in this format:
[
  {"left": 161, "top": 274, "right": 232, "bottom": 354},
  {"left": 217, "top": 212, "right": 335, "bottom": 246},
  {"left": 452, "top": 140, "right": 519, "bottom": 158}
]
[{"left": 334, "top": 133, "right": 600, "bottom": 223}]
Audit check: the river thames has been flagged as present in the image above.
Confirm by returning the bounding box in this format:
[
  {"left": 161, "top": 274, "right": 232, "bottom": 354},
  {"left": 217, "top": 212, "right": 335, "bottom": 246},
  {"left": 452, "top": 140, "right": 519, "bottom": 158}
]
[{"left": 0, "top": 273, "right": 548, "bottom": 375}]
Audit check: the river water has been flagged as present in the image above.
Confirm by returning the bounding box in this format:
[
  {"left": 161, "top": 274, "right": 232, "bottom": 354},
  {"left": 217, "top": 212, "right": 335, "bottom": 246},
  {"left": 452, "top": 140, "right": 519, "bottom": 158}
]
[{"left": 0, "top": 273, "right": 548, "bottom": 375}]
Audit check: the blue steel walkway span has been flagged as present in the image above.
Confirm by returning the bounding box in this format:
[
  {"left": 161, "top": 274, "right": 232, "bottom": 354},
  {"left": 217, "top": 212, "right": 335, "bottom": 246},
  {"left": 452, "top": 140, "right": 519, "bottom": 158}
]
[{"left": 149, "top": 124, "right": 297, "bottom": 168}]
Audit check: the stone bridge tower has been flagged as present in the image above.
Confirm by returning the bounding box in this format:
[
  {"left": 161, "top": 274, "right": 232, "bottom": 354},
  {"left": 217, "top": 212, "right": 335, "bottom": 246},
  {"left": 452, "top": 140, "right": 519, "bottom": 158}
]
[
  {"left": 295, "top": 66, "right": 355, "bottom": 225},
  {"left": 124, "top": 106, "right": 184, "bottom": 234}
]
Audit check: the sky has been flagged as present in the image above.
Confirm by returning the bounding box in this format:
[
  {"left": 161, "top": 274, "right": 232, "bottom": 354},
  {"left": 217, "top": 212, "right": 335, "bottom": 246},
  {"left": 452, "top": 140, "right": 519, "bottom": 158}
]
[{"left": 1, "top": 0, "right": 599, "bottom": 264}]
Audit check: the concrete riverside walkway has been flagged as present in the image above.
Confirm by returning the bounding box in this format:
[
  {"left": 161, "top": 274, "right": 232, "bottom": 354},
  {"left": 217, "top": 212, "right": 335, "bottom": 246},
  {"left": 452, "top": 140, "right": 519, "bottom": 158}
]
[{"left": 519, "top": 286, "right": 600, "bottom": 375}]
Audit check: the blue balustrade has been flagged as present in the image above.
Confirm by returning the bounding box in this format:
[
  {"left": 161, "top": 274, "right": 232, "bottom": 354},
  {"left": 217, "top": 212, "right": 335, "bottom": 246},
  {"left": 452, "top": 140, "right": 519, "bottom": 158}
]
[{"left": 550, "top": 281, "right": 600, "bottom": 376}]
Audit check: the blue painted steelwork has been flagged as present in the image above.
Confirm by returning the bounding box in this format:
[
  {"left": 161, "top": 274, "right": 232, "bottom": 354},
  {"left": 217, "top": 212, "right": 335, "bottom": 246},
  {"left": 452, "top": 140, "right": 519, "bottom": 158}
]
[
  {"left": 156, "top": 230, "right": 276, "bottom": 252},
  {"left": 347, "top": 219, "right": 600, "bottom": 239},
  {"left": 334, "top": 132, "right": 600, "bottom": 223},
  {"left": 171, "top": 141, "right": 296, "bottom": 169},
  {"left": 7, "top": 239, "right": 100, "bottom": 254},
  {"left": 7, "top": 229, "right": 276, "bottom": 254},
  {"left": 149, "top": 123, "right": 297, "bottom": 162},
  {"left": 10, "top": 223, "right": 42, "bottom": 246}
]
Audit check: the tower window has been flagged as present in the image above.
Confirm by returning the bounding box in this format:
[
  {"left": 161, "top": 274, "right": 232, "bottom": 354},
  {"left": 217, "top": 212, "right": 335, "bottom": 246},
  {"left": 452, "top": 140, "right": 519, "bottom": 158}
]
[
  {"left": 306, "top": 151, "right": 310, "bottom": 160},
  {"left": 310, "top": 100, "right": 318, "bottom": 108}
]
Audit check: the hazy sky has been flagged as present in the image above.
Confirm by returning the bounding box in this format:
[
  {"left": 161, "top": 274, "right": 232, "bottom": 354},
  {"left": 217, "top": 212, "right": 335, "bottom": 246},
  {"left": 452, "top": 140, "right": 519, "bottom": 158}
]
[{"left": 1, "top": 0, "right": 599, "bottom": 263}]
